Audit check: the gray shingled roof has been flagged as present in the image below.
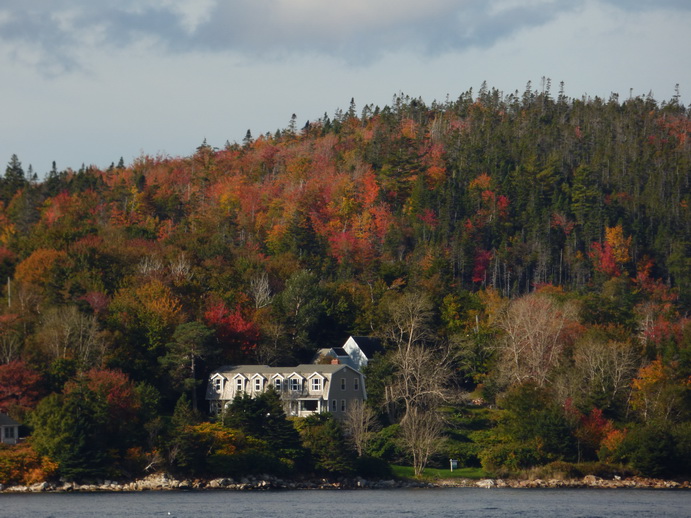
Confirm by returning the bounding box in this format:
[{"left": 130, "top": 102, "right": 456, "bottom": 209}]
[
  {"left": 211, "top": 363, "right": 355, "bottom": 377},
  {"left": 0, "top": 413, "right": 19, "bottom": 427}
]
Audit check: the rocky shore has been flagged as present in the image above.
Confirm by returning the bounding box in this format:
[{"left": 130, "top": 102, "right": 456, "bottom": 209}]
[{"left": 1, "top": 472, "right": 689, "bottom": 493}]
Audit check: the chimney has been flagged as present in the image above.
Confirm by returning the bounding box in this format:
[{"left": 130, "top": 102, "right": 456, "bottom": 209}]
[{"left": 331, "top": 359, "right": 340, "bottom": 365}]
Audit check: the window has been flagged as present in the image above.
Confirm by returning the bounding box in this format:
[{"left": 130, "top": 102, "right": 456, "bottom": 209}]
[
  {"left": 290, "top": 378, "right": 301, "bottom": 391},
  {"left": 341, "top": 399, "right": 347, "bottom": 412},
  {"left": 331, "top": 399, "right": 337, "bottom": 412},
  {"left": 254, "top": 378, "right": 263, "bottom": 392},
  {"left": 353, "top": 378, "right": 359, "bottom": 391},
  {"left": 341, "top": 377, "right": 346, "bottom": 390},
  {"left": 5, "top": 427, "right": 15, "bottom": 439},
  {"left": 214, "top": 378, "right": 222, "bottom": 391},
  {"left": 311, "top": 378, "right": 321, "bottom": 392},
  {"left": 235, "top": 378, "right": 244, "bottom": 392},
  {"left": 274, "top": 378, "right": 282, "bottom": 391}
]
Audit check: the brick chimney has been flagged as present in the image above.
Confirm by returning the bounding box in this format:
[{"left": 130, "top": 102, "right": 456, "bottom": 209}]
[{"left": 331, "top": 359, "right": 340, "bottom": 365}]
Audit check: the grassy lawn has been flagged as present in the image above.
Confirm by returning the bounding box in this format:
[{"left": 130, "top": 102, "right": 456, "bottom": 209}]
[{"left": 391, "top": 464, "right": 487, "bottom": 481}]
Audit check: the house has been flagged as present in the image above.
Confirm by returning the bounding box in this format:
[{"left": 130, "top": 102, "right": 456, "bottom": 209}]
[
  {"left": 313, "top": 336, "right": 383, "bottom": 372},
  {"left": 206, "top": 363, "right": 366, "bottom": 419},
  {"left": 0, "top": 413, "right": 20, "bottom": 445}
]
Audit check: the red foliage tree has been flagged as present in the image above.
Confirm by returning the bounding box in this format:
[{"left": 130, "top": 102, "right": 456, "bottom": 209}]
[
  {"left": 472, "top": 249, "right": 493, "bottom": 283},
  {"left": 0, "top": 361, "right": 44, "bottom": 414},
  {"left": 204, "top": 300, "right": 259, "bottom": 362},
  {"left": 65, "top": 368, "right": 140, "bottom": 421}
]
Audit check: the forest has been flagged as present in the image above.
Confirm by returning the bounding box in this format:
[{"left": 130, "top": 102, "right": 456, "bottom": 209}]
[{"left": 0, "top": 81, "right": 689, "bottom": 485}]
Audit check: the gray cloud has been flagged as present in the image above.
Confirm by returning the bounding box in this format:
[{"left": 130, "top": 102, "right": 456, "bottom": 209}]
[{"left": 0, "top": 0, "right": 686, "bottom": 73}]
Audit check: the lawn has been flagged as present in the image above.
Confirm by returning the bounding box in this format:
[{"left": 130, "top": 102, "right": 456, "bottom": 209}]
[{"left": 391, "top": 464, "right": 487, "bottom": 480}]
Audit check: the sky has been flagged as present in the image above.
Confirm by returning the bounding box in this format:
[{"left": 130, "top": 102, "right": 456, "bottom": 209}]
[{"left": 1, "top": 0, "right": 690, "bottom": 175}]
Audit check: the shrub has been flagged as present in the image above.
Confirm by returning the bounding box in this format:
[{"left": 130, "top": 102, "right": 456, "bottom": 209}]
[
  {"left": 354, "top": 456, "right": 393, "bottom": 479},
  {"left": 625, "top": 425, "right": 679, "bottom": 478},
  {"left": 536, "top": 461, "right": 583, "bottom": 480},
  {"left": 0, "top": 442, "right": 58, "bottom": 486}
]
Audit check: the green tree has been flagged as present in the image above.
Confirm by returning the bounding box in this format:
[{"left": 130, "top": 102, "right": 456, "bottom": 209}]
[
  {"left": 1, "top": 154, "right": 27, "bottom": 204},
  {"left": 160, "top": 322, "right": 215, "bottom": 411},
  {"left": 295, "top": 413, "right": 355, "bottom": 476},
  {"left": 29, "top": 389, "right": 107, "bottom": 480},
  {"left": 222, "top": 390, "right": 304, "bottom": 470}
]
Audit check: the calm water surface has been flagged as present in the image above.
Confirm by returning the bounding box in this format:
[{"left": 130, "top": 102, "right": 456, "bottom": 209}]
[{"left": 1, "top": 488, "right": 690, "bottom": 518}]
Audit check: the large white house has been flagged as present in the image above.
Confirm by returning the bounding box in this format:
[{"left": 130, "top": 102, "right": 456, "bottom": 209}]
[{"left": 206, "top": 363, "right": 366, "bottom": 418}]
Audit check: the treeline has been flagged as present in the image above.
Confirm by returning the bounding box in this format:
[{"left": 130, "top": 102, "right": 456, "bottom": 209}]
[{"left": 0, "top": 82, "right": 689, "bottom": 483}]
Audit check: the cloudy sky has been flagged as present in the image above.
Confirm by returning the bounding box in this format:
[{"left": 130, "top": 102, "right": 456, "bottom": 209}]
[{"left": 1, "top": 0, "right": 689, "bottom": 174}]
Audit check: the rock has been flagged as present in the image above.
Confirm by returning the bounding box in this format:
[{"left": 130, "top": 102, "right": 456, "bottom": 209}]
[
  {"left": 477, "top": 479, "right": 495, "bottom": 489},
  {"left": 583, "top": 475, "right": 602, "bottom": 485}
]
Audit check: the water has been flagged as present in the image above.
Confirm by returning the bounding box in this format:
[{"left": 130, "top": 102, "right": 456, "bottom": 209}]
[{"left": 1, "top": 488, "right": 689, "bottom": 518}]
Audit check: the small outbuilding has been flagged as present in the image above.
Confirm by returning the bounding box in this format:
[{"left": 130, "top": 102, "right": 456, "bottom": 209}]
[{"left": 0, "top": 413, "right": 20, "bottom": 445}]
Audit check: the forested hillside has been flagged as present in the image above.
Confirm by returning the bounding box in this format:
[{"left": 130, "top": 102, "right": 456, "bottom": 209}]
[{"left": 0, "top": 83, "right": 689, "bottom": 483}]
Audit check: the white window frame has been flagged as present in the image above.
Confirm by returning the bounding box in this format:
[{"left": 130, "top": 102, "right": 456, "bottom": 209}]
[
  {"left": 311, "top": 378, "right": 321, "bottom": 392},
  {"left": 290, "top": 378, "right": 301, "bottom": 391},
  {"left": 254, "top": 378, "right": 263, "bottom": 392},
  {"left": 274, "top": 378, "right": 283, "bottom": 391},
  {"left": 235, "top": 378, "right": 244, "bottom": 393},
  {"left": 214, "top": 378, "right": 222, "bottom": 392}
]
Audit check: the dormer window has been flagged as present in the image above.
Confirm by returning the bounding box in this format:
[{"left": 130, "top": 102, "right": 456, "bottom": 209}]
[
  {"left": 254, "top": 378, "right": 263, "bottom": 392},
  {"left": 311, "top": 378, "right": 321, "bottom": 392},
  {"left": 235, "top": 378, "right": 244, "bottom": 392},
  {"left": 214, "top": 378, "right": 222, "bottom": 392},
  {"left": 290, "top": 378, "right": 301, "bottom": 391},
  {"left": 274, "top": 378, "right": 282, "bottom": 391}
]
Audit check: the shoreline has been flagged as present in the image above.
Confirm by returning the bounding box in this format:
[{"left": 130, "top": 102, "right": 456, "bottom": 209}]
[{"left": 2, "top": 473, "right": 690, "bottom": 493}]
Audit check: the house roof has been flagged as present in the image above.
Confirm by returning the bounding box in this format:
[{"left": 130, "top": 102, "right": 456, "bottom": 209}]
[
  {"left": 211, "top": 363, "right": 357, "bottom": 378},
  {"left": 0, "top": 413, "right": 19, "bottom": 427},
  {"left": 349, "top": 336, "right": 383, "bottom": 357}
]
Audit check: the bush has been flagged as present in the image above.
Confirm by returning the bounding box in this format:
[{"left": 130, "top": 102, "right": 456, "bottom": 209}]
[
  {"left": 479, "top": 441, "right": 545, "bottom": 475},
  {"left": 625, "top": 425, "right": 679, "bottom": 478},
  {"left": 365, "top": 424, "right": 403, "bottom": 462},
  {"left": 0, "top": 442, "right": 58, "bottom": 486},
  {"left": 535, "top": 461, "right": 583, "bottom": 480},
  {"left": 671, "top": 422, "right": 691, "bottom": 477},
  {"left": 207, "top": 450, "right": 293, "bottom": 478},
  {"left": 354, "top": 456, "right": 393, "bottom": 479}
]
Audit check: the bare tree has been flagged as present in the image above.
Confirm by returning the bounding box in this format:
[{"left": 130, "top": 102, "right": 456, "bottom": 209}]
[
  {"left": 399, "top": 407, "right": 445, "bottom": 477},
  {"left": 36, "top": 306, "right": 108, "bottom": 368},
  {"left": 0, "top": 329, "right": 21, "bottom": 364},
  {"left": 250, "top": 272, "right": 272, "bottom": 309},
  {"left": 254, "top": 320, "right": 289, "bottom": 366},
  {"left": 137, "top": 256, "right": 164, "bottom": 277},
  {"left": 169, "top": 253, "right": 193, "bottom": 283},
  {"left": 573, "top": 338, "right": 639, "bottom": 406},
  {"left": 387, "top": 343, "right": 453, "bottom": 417},
  {"left": 495, "top": 293, "right": 579, "bottom": 387},
  {"left": 380, "top": 292, "right": 457, "bottom": 475},
  {"left": 342, "top": 399, "right": 379, "bottom": 456},
  {"left": 382, "top": 291, "right": 434, "bottom": 356}
]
